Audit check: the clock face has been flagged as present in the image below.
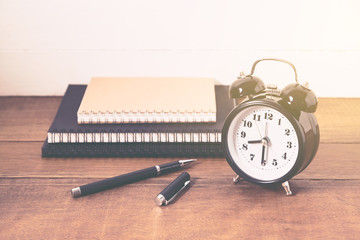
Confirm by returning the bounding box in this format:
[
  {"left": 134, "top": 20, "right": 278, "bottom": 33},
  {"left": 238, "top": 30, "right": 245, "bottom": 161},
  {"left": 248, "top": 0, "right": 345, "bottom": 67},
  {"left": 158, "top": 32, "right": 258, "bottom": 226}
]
[{"left": 227, "top": 105, "right": 300, "bottom": 182}]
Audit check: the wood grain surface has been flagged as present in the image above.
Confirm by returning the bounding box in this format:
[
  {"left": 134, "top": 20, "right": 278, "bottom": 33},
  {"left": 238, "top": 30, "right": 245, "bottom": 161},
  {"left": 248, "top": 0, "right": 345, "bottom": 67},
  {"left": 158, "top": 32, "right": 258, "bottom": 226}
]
[{"left": 0, "top": 97, "right": 360, "bottom": 239}]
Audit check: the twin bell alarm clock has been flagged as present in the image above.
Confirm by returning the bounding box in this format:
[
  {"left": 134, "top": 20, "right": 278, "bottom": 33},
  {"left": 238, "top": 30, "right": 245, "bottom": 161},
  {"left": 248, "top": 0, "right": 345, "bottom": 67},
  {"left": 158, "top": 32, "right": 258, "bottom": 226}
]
[{"left": 222, "top": 58, "right": 320, "bottom": 195}]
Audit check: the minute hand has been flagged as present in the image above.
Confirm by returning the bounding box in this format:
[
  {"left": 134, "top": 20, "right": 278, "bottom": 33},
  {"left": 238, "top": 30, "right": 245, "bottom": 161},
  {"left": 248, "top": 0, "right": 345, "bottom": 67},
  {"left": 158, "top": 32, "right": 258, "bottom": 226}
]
[{"left": 261, "top": 122, "right": 270, "bottom": 166}]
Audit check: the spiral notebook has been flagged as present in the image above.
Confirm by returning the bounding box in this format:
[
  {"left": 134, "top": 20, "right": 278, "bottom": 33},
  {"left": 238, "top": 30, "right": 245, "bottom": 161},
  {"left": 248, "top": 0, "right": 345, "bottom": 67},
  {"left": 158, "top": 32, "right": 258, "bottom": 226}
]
[
  {"left": 42, "top": 84, "right": 234, "bottom": 157},
  {"left": 46, "top": 84, "right": 233, "bottom": 144},
  {"left": 77, "top": 77, "right": 217, "bottom": 124}
]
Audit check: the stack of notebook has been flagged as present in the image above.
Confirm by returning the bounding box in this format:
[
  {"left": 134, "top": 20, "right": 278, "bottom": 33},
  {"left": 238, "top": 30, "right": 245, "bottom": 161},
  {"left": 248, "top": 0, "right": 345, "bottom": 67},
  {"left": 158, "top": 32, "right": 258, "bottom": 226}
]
[{"left": 41, "top": 77, "right": 234, "bottom": 157}]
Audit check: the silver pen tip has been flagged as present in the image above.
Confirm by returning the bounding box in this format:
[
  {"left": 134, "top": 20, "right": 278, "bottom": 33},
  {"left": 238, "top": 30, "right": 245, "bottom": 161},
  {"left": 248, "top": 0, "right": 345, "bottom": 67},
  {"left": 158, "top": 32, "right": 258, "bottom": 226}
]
[
  {"left": 71, "top": 187, "right": 82, "bottom": 198},
  {"left": 179, "top": 159, "right": 197, "bottom": 166},
  {"left": 155, "top": 194, "right": 167, "bottom": 206}
]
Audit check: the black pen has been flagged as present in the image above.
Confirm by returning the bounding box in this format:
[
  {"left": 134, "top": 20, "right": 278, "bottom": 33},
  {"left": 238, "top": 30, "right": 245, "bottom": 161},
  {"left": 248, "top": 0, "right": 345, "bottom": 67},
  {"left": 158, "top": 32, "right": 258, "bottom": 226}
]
[
  {"left": 155, "top": 172, "right": 191, "bottom": 206},
  {"left": 71, "top": 159, "right": 197, "bottom": 198}
]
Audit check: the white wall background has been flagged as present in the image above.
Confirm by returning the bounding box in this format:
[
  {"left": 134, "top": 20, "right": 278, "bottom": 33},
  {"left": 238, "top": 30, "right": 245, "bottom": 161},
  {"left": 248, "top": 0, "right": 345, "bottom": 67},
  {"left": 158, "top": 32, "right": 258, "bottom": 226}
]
[{"left": 1, "top": 0, "right": 360, "bottom": 96}]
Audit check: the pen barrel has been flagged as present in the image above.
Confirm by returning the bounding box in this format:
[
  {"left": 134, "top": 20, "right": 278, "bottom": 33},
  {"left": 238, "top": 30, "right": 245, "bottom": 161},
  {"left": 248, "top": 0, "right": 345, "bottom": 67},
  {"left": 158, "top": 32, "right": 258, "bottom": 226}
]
[
  {"left": 79, "top": 166, "right": 157, "bottom": 196},
  {"left": 159, "top": 172, "right": 190, "bottom": 200},
  {"left": 158, "top": 161, "right": 181, "bottom": 174}
]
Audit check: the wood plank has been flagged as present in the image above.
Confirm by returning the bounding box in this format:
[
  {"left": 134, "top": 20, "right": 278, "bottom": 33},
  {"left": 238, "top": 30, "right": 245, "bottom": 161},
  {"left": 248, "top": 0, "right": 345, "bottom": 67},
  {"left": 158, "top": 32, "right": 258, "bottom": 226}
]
[
  {"left": 0, "top": 178, "right": 359, "bottom": 239},
  {"left": 0, "top": 97, "right": 60, "bottom": 141},
  {"left": 0, "top": 97, "right": 359, "bottom": 240},
  {"left": 0, "top": 142, "right": 359, "bottom": 180},
  {"left": 316, "top": 98, "right": 360, "bottom": 143},
  {"left": 1, "top": 97, "right": 359, "bottom": 143}
]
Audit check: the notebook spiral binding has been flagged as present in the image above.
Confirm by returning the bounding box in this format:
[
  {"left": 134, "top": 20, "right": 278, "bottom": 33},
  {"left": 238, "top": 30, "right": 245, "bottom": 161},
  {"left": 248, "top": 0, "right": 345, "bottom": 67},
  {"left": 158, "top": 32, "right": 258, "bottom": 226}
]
[
  {"left": 47, "top": 131, "right": 222, "bottom": 143},
  {"left": 77, "top": 111, "right": 217, "bottom": 124}
]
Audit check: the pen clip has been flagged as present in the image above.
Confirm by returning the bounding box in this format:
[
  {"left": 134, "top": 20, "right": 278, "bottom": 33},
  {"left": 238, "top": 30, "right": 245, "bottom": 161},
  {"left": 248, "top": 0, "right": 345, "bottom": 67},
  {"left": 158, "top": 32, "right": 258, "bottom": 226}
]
[{"left": 165, "top": 180, "right": 190, "bottom": 205}]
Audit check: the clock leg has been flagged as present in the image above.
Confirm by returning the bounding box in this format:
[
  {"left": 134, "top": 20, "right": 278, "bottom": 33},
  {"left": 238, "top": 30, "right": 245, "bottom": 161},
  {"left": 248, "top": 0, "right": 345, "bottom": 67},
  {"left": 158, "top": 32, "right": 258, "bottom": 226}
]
[
  {"left": 282, "top": 181, "right": 292, "bottom": 196},
  {"left": 233, "top": 175, "right": 241, "bottom": 183}
]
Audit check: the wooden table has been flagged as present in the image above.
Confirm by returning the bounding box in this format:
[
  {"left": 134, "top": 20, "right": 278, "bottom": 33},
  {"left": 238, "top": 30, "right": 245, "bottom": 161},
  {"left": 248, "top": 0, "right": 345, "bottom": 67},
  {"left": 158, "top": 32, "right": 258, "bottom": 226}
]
[{"left": 1, "top": 97, "right": 360, "bottom": 239}]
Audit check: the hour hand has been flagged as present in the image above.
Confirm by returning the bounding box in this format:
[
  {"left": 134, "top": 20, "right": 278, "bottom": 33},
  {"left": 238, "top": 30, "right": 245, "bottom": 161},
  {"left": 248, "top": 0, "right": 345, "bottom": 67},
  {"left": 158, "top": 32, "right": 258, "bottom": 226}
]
[
  {"left": 261, "top": 144, "right": 267, "bottom": 166},
  {"left": 261, "top": 138, "right": 269, "bottom": 166},
  {"left": 248, "top": 140, "right": 262, "bottom": 144}
]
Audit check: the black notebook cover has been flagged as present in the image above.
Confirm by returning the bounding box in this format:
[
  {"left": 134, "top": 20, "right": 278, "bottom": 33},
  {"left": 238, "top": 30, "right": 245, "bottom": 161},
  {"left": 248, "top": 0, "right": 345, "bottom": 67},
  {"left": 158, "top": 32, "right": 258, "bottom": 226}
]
[
  {"left": 42, "top": 85, "right": 234, "bottom": 158},
  {"left": 42, "top": 141, "right": 224, "bottom": 158}
]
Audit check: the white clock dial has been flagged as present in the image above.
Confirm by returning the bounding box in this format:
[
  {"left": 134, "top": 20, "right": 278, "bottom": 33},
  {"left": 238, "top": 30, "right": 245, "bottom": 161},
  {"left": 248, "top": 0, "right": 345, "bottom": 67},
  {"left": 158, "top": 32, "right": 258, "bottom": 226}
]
[{"left": 227, "top": 106, "right": 299, "bottom": 182}]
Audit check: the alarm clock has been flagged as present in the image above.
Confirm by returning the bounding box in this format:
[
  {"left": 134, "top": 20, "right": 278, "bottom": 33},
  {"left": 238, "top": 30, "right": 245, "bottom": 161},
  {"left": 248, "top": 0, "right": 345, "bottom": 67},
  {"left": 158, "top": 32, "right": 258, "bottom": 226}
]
[{"left": 222, "top": 58, "right": 320, "bottom": 195}]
